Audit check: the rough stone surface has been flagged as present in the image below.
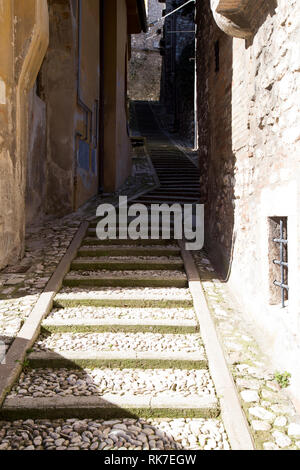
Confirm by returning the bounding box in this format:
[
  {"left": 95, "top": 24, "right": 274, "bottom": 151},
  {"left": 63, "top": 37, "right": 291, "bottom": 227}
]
[
  {"left": 288, "top": 423, "right": 300, "bottom": 438},
  {"left": 196, "top": 0, "right": 300, "bottom": 407},
  {"left": 33, "top": 332, "right": 204, "bottom": 354}
]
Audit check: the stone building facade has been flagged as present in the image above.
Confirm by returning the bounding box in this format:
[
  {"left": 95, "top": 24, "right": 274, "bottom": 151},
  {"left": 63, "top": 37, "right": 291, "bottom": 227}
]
[
  {"left": 128, "top": 0, "right": 165, "bottom": 101},
  {"left": 196, "top": 0, "right": 300, "bottom": 408},
  {"left": 160, "top": 0, "right": 196, "bottom": 142},
  {"left": 0, "top": 0, "right": 146, "bottom": 270}
]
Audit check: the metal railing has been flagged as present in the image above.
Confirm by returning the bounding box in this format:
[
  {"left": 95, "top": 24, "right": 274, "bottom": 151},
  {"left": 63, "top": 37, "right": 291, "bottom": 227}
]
[{"left": 273, "top": 219, "right": 289, "bottom": 308}]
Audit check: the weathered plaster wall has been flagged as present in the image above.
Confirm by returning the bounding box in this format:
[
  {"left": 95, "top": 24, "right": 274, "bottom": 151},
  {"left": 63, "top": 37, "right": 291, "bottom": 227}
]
[
  {"left": 0, "top": 0, "right": 49, "bottom": 269},
  {"left": 0, "top": 0, "right": 16, "bottom": 269},
  {"left": 103, "top": 0, "right": 132, "bottom": 192},
  {"left": 26, "top": 87, "right": 47, "bottom": 225},
  {"left": 38, "top": 0, "right": 100, "bottom": 215},
  {"left": 39, "top": 0, "right": 77, "bottom": 216},
  {"left": 197, "top": 0, "right": 300, "bottom": 406}
]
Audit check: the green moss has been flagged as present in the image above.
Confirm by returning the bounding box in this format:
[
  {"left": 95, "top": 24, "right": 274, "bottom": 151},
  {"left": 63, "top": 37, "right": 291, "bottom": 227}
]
[
  {"left": 53, "top": 298, "right": 193, "bottom": 309},
  {"left": 0, "top": 406, "right": 220, "bottom": 422},
  {"left": 28, "top": 357, "right": 208, "bottom": 371},
  {"left": 41, "top": 324, "right": 199, "bottom": 335},
  {"left": 71, "top": 262, "right": 184, "bottom": 271},
  {"left": 78, "top": 248, "right": 181, "bottom": 257},
  {"left": 63, "top": 278, "right": 188, "bottom": 289}
]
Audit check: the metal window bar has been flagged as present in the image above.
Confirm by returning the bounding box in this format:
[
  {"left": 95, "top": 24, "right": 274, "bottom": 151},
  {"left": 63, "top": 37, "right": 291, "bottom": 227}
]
[{"left": 273, "top": 219, "right": 289, "bottom": 308}]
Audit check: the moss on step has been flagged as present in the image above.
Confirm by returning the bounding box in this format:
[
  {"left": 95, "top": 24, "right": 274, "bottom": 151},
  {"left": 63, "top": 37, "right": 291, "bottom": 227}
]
[
  {"left": 81, "top": 238, "right": 177, "bottom": 246},
  {"left": 71, "top": 262, "right": 184, "bottom": 271},
  {"left": 53, "top": 298, "right": 193, "bottom": 309},
  {"left": 28, "top": 357, "right": 208, "bottom": 371},
  {"left": 78, "top": 248, "right": 181, "bottom": 257},
  {"left": 41, "top": 324, "right": 199, "bottom": 335},
  {"left": 0, "top": 406, "right": 220, "bottom": 422},
  {"left": 63, "top": 278, "right": 188, "bottom": 288}
]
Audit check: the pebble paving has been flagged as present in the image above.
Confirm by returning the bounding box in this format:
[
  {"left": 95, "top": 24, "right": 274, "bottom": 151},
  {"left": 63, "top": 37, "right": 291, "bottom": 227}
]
[
  {"left": 33, "top": 332, "right": 204, "bottom": 354},
  {"left": 67, "top": 270, "right": 186, "bottom": 279},
  {"left": 45, "top": 306, "right": 196, "bottom": 322},
  {"left": 0, "top": 418, "right": 229, "bottom": 451},
  {"left": 56, "top": 286, "right": 192, "bottom": 300},
  {"left": 8, "top": 368, "right": 215, "bottom": 399}
]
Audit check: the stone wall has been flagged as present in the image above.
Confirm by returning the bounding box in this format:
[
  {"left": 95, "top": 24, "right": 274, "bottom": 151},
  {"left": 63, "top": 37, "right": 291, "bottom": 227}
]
[
  {"left": 128, "top": 0, "right": 165, "bottom": 101},
  {"left": 196, "top": 0, "right": 300, "bottom": 407}
]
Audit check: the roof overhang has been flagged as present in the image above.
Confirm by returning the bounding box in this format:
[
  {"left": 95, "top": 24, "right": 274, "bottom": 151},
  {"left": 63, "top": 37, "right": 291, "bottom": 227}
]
[{"left": 127, "top": 0, "right": 148, "bottom": 34}]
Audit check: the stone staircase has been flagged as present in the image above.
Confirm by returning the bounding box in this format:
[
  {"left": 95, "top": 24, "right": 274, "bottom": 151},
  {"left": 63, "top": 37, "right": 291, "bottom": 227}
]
[
  {"left": 0, "top": 101, "right": 234, "bottom": 451},
  {"left": 2, "top": 225, "right": 221, "bottom": 424}
]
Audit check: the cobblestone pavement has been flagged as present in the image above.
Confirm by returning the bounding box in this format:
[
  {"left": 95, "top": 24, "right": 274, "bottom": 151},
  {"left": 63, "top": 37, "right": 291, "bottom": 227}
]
[
  {"left": 8, "top": 368, "right": 215, "bottom": 399},
  {"left": 0, "top": 418, "right": 229, "bottom": 451},
  {"left": 1, "top": 102, "right": 299, "bottom": 451}
]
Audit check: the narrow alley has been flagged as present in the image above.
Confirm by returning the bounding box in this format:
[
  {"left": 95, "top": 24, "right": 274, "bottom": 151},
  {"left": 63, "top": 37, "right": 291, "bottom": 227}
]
[{"left": 0, "top": 0, "right": 300, "bottom": 455}]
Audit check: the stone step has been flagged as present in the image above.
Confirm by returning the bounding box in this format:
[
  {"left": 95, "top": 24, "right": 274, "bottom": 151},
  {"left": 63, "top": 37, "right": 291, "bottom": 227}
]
[
  {"left": 150, "top": 190, "right": 200, "bottom": 196},
  {"left": 63, "top": 272, "right": 188, "bottom": 288},
  {"left": 87, "top": 226, "right": 178, "bottom": 235},
  {"left": 71, "top": 258, "right": 184, "bottom": 271},
  {"left": 42, "top": 317, "right": 198, "bottom": 334},
  {"left": 77, "top": 246, "right": 181, "bottom": 257},
  {"left": 54, "top": 287, "right": 193, "bottom": 308},
  {"left": 8, "top": 367, "right": 214, "bottom": 401},
  {"left": 136, "top": 199, "right": 199, "bottom": 206},
  {"left": 33, "top": 331, "right": 203, "bottom": 356},
  {"left": 1, "top": 395, "right": 219, "bottom": 420},
  {"left": 27, "top": 351, "right": 208, "bottom": 371},
  {"left": 81, "top": 239, "right": 178, "bottom": 247},
  {"left": 83, "top": 231, "right": 178, "bottom": 242},
  {"left": 47, "top": 305, "right": 196, "bottom": 323}
]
